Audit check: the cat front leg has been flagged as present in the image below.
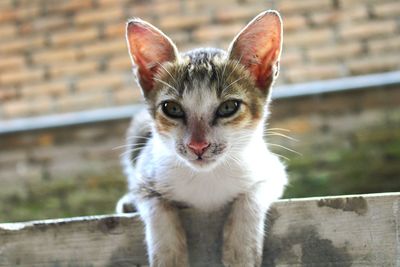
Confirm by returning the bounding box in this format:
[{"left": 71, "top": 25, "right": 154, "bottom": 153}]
[
  {"left": 222, "top": 187, "right": 272, "bottom": 267},
  {"left": 137, "top": 197, "right": 189, "bottom": 267}
]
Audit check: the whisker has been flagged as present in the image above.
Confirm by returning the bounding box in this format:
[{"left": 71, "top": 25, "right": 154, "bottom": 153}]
[
  {"left": 267, "top": 143, "right": 302, "bottom": 156},
  {"left": 126, "top": 135, "right": 152, "bottom": 140},
  {"left": 225, "top": 55, "right": 243, "bottom": 82},
  {"left": 153, "top": 77, "right": 178, "bottom": 92},
  {"left": 264, "top": 132, "right": 298, "bottom": 142},
  {"left": 266, "top": 128, "right": 291, "bottom": 132},
  {"left": 222, "top": 76, "right": 245, "bottom": 92},
  {"left": 112, "top": 143, "right": 148, "bottom": 150},
  {"left": 270, "top": 152, "right": 290, "bottom": 161},
  {"left": 221, "top": 61, "right": 228, "bottom": 82},
  {"left": 156, "top": 62, "right": 177, "bottom": 84}
]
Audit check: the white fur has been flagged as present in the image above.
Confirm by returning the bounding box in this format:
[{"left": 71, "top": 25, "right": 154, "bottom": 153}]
[{"left": 127, "top": 124, "right": 287, "bottom": 211}]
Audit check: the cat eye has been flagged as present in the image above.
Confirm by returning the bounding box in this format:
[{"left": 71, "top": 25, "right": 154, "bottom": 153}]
[
  {"left": 216, "top": 100, "right": 241, "bottom": 118},
  {"left": 162, "top": 101, "right": 185, "bottom": 118}
]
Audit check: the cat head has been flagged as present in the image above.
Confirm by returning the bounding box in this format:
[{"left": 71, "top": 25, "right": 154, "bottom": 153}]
[{"left": 126, "top": 10, "right": 282, "bottom": 171}]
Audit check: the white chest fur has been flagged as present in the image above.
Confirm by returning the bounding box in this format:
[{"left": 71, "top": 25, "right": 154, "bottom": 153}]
[
  {"left": 162, "top": 164, "right": 250, "bottom": 210},
  {"left": 137, "top": 137, "right": 287, "bottom": 211}
]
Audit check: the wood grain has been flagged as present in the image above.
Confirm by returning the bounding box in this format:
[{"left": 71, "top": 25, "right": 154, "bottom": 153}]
[{"left": 0, "top": 193, "right": 399, "bottom": 267}]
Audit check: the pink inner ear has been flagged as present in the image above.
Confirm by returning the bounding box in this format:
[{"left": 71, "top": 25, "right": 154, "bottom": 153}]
[
  {"left": 229, "top": 12, "right": 282, "bottom": 90},
  {"left": 127, "top": 22, "right": 176, "bottom": 92}
]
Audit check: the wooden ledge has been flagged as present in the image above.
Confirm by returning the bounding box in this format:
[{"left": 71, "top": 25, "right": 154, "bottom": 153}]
[{"left": 0, "top": 192, "right": 399, "bottom": 266}]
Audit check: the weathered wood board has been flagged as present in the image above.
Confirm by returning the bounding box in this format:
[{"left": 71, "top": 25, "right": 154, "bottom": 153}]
[{"left": 0, "top": 193, "right": 399, "bottom": 267}]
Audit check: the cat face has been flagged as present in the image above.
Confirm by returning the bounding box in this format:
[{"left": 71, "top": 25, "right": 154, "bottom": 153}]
[{"left": 126, "top": 11, "right": 282, "bottom": 171}]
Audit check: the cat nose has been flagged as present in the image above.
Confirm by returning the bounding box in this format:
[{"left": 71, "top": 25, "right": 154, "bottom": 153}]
[{"left": 187, "top": 140, "right": 210, "bottom": 157}]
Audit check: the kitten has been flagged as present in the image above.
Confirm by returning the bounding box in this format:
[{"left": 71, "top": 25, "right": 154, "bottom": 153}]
[{"left": 116, "top": 10, "right": 287, "bottom": 267}]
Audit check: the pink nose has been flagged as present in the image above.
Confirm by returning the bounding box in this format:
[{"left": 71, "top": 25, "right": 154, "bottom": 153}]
[{"left": 187, "top": 140, "right": 210, "bottom": 157}]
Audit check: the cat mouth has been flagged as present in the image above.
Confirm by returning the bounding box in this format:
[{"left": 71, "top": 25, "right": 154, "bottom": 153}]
[{"left": 190, "top": 157, "right": 214, "bottom": 166}]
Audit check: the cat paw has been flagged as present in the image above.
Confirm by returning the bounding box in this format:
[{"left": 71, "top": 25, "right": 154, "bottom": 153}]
[
  {"left": 222, "top": 229, "right": 262, "bottom": 267},
  {"left": 222, "top": 244, "right": 261, "bottom": 267},
  {"left": 151, "top": 250, "right": 189, "bottom": 267}
]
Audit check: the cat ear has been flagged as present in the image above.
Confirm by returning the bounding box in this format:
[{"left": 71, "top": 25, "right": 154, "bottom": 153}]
[
  {"left": 228, "top": 10, "right": 282, "bottom": 91},
  {"left": 126, "top": 19, "right": 178, "bottom": 94}
]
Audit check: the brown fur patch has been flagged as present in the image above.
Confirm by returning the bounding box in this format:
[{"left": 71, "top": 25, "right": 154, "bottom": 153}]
[
  {"left": 223, "top": 103, "right": 262, "bottom": 129},
  {"left": 224, "top": 111, "right": 250, "bottom": 128},
  {"left": 155, "top": 112, "right": 176, "bottom": 134},
  {"left": 219, "top": 60, "right": 267, "bottom": 128}
]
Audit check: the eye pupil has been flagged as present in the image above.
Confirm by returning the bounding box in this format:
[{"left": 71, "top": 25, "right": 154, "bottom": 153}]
[
  {"left": 217, "top": 100, "right": 240, "bottom": 118},
  {"left": 162, "top": 101, "right": 184, "bottom": 118}
]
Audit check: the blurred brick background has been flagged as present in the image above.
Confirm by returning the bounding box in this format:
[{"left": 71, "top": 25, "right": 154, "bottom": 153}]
[
  {"left": 1, "top": 0, "right": 400, "bottom": 222},
  {"left": 1, "top": 0, "right": 400, "bottom": 119}
]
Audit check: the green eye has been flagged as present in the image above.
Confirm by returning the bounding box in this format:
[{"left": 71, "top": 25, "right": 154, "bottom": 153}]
[
  {"left": 217, "top": 100, "right": 241, "bottom": 118},
  {"left": 162, "top": 101, "right": 185, "bottom": 118}
]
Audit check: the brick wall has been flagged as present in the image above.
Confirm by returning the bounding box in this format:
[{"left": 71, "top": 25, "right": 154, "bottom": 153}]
[{"left": 0, "top": 0, "right": 399, "bottom": 119}]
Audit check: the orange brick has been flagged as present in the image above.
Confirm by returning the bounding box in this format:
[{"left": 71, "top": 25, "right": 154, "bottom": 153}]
[
  {"left": 348, "top": 54, "right": 400, "bottom": 75},
  {"left": 20, "top": 16, "right": 69, "bottom": 34},
  {"left": 368, "top": 36, "right": 400, "bottom": 53},
  {"left": 0, "top": 88, "right": 18, "bottom": 101},
  {"left": 159, "top": 14, "right": 210, "bottom": 30},
  {"left": 339, "top": 20, "right": 397, "bottom": 40},
  {"left": 0, "top": 56, "right": 25, "bottom": 70},
  {"left": 0, "top": 24, "right": 17, "bottom": 38},
  {"left": 215, "top": 6, "right": 261, "bottom": 22},
  {"left": 3, "top": 97, "right": 52, "bottom": 118},
  {"left": 285, "top": 29, "right": 333, "bottom": 47},
  {"left": 125, "top": 4, "right": 152, "bottom": 16},
  {"left": 21, "top": 80, "right": 70, "bottom": 97},
  {"left": 283, "top": 15, "right": 308, "bottom": 32},
  {"left": 2, "top": 100, "right": 30, "bottom": 118},
  {"left": 0, "top": 0, "right": 13, "bottom": 8},
  {"left": 74, "top": 7, "right": 123, "bottom": 25},
  {"left": 81, "top": 39, "right": 126, "bottom": 58},
  {"left": 339, "top": 0, "right": 385, "bottom": 8},
  {"left": 0, "top": 36, "right": 45, "bottom": 54},
  {"left": 15, "top": 6, "right": 40, "bottom": 20},
  {"left": 126, "top": 1, "right": 181, "bottom": 17},
  {"left": 49, "top": 60, "right": 99, "bottom": 78},
  {"left": 33, "top": 49, "right": 78, "bottom": 64},
  {"left": 168, "top": 32, "right": 190, "bottom": 46},
  {"left": 104, "top": 22, "right": 125, "bottom": 38},
  {"left": 97, "top": 0, "right": 129, "bottom": 6},
  {"left": 286, "top": 64, "right": 342, "bottom": 82},
  {"left": 107, "top": 55, "right": 131, "bottom": 71},
  {"left": 55, "top": 92, "right": 108, "bottom": 112},
  {"left": 46, "top": 0, "right": 93, "bottom": 13},
  {"left": 372, "top": 1, "right": 400, "bottom": 17},
  {"left": 113, "top": 87, "right": 142, "bottom": 104},
  {"left": 76, "top": 73, "right": 125, "bottom": 92},
  {"left": 310, "top": 6, "right": 368, "bottom": 25},
  {"left": 272, "top": 117, "right": 313, "bottom": 134},
  {"left": 51, "top": 27, "right": 99, "bottom": 46},
  {"left": 186, "top": 0, "right": 231, "bottom": 11},
  {"left": 277, "top": 0, "right": 332, "bottom": 14},
  {"left": 193, "top": 23, "right": 243, "bottom": 43},
  {"left": 0, "top": 68, "right": 45, "bottom": 86},
  {"left": 307, "top": 42, "right": 363, "bottom": 62},
  {"left": 281, "top": 50, "right": 303, "bottom": 66},
  {"left": 0, "top": 9, "right": 16, "bottom": 23},
  {"left": 0, "top": 6, "right": 39, "bottom": 23},
  {"left": 29, "top": 96, "right": 53, "bottom": 115},
  {"left": 146, "top": 0, "right": 180, "bottom": 14}
]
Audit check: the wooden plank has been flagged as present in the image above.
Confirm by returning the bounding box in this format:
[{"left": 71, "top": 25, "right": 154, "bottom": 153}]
[{"left": 0, "top": 193, "right": 399, "bottom": 267}]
